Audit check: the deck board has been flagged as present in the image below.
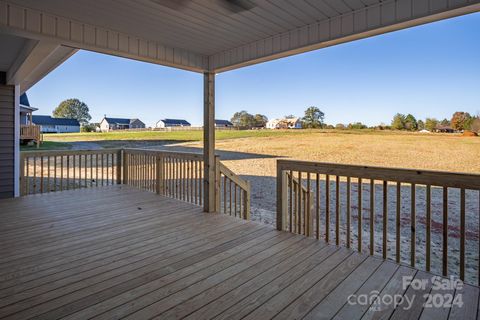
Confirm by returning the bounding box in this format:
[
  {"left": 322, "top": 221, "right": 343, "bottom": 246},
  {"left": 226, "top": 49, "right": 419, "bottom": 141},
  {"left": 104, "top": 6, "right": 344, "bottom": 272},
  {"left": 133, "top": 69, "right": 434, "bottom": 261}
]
[{"left": 0, "top": 185, "right": 478, "bottom": 320}]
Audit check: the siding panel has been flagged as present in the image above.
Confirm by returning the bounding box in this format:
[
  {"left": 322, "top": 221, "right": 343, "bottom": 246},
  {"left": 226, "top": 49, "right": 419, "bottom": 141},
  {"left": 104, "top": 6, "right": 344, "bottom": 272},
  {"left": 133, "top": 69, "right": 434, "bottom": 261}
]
[{"left": 0, "top": 83, "right": 14, "bottom": 199}]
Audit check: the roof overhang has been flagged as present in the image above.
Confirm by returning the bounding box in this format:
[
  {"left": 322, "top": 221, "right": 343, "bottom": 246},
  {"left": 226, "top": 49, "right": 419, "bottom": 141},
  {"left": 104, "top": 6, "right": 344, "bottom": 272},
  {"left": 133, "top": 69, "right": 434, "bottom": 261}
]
[{"left": 1, "top": 0, "right": 479, "bottom": 84}]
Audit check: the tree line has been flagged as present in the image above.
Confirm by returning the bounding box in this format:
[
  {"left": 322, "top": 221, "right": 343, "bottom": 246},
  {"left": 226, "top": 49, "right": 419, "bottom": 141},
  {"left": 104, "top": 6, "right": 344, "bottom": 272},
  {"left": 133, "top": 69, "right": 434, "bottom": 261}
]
[{"left": 391, "top": 112, "right": 480, "bottom": 132}]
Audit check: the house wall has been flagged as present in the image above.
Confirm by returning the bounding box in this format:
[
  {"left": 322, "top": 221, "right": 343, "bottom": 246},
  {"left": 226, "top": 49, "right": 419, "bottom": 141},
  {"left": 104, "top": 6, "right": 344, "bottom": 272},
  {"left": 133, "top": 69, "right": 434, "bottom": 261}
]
[
  {"left": 56, "top": 125, "right": 80, "bottom": 133},
  {"left": 130, "top": 119, "right": 145, "bottom": 129},
  {"left": 0, "top": 82, "right": 15, "bottom": 198},
  {"left": 99, "top": 119, "right": 110, "bottom": 132}
]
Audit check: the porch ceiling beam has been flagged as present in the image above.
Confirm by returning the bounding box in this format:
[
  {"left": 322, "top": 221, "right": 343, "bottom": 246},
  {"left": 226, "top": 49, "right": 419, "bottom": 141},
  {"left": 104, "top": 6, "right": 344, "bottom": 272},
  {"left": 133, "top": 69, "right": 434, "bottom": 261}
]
[
  {"left": 0, "top": 0, "right": 208, "bottom": 73},
  {"left": 6, "top": 38, "right": 75, "bottom": 93},
  {"left": 209, "top": 0, "right": 480, "bottom": 73}
]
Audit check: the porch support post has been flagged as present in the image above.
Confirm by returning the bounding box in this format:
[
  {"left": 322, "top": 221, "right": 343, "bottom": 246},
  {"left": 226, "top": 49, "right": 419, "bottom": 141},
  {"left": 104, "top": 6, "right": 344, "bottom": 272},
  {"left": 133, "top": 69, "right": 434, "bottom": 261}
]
[{"left": 203, "top": 72, "right": 216, "bottom": 212}]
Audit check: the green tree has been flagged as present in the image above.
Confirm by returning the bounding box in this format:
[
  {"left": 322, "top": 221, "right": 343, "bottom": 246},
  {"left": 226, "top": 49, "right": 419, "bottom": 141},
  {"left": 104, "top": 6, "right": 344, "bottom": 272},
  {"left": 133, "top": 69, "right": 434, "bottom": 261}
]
[
  {"left": 53, "top": 99, "right": 91, "bottom": 125},
  {"left": 347, "top": 122, "right": 367, "bottom": 129},
  {"left": 425, "top": 118, "right": 439, "bottom": 131},
  {"left": 391, "top": 113, "right": 406, "bottom": 130},
  {"left": 440, "top": 118, "right": 450, "bottom": 126},
  {"left": 301, "top": 106, "right": 325, "bottom": 129},
  {"left": 253, "top": 114, "right": 268, "bottom": 128},
  {"left": 451, "top": 111, "right": 472, "bottom": 131},
  {"left": 471, "top": 117, "right": 480, "bottom": 133},
  {"left": 231, "top": 111, "right": 255, "bottom": 129},
  {"left": 417, "top": 120, "right": 425, "bottom": 130},
  {"left": 404, "top": 114, "right": 418, "bottom": 131}
]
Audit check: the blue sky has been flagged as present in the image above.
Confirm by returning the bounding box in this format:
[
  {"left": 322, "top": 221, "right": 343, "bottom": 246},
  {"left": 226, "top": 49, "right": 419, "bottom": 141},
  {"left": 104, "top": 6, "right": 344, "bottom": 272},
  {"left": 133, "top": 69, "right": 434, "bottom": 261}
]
[{"left": 27, "top": 12, "right": 480, "bottom": 127}]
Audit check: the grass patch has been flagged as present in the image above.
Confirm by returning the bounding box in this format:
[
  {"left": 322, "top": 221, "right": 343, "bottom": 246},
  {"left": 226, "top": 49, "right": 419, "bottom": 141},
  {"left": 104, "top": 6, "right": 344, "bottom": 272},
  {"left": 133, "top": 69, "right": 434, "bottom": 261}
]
[{"left": 43, "top": 129, "right": 423, "bottom": 143}]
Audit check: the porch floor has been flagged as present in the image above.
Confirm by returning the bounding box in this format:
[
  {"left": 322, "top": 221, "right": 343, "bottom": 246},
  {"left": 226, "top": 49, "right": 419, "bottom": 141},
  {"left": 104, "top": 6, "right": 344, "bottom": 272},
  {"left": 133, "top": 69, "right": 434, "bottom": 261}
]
[{"left": 0, "top": 186, "right": 478, "bottom": 320}]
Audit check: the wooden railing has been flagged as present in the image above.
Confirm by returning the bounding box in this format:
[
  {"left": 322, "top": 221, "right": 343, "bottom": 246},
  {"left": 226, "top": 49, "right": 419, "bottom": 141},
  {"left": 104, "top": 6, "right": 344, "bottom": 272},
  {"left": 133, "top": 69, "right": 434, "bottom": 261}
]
[
  {"left": 20, "top": 125, "right": 41, "bottom": 147},
  {"left": 277, "top": 159, "right": 480, "bottom": 284},
  {"left": 20, "top": 148, "right": 251, "bottom": 221},
  {"left": 20, "top": 149, "right": 121, "bottom": 195},
  {"left": 123, "top": 149, "right": 205, "bottom": 206},
  {"left": 217, "top": 161, "right": 251, "bottom": 219},
  {"left": 286, "top": 171, "right": 313, "bottom": 236}
]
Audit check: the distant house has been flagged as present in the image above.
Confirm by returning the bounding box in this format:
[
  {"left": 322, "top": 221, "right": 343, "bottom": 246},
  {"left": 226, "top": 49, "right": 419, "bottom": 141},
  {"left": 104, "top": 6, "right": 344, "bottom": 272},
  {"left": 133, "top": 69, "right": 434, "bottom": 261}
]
[
  {"left": 156, "top": 119, "right": 191, "bottom": 128},
  {"left": 215, "top": 119, "right": 233, "bottom": 128},
  {"left": 267, "top": 117, "right": 302, "bottom": 129},
  {"left": 434, "top": 126, "right": 455, "bottom": 133},
  {"left": 99, "top": 117, "right": 146, "bottom": 132},
  {"left": 19, "top": 93, "right": 38, "bottom": 125},
  {"left": 32, "top": 115, "right": 80, "bottom": 133}
]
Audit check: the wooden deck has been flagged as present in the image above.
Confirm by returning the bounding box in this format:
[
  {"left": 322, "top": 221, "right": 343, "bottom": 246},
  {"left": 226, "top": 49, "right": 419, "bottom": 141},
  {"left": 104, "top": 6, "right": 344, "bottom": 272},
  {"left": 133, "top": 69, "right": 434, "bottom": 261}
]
[{"left": 0, "top": 186, "right": 478, "bottom": 320}]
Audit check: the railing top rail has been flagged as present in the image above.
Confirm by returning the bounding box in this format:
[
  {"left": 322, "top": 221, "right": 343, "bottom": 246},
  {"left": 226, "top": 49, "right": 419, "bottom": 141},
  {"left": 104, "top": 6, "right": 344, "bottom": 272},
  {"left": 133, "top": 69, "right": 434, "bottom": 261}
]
[
  {"left": 123, "top": 148, "right": 204, "bottom": 160},
  {"left": 21, "top": 148, "right": 121, "bottom": 157},
  {"left": 218, "top": 162, "right": 250, "bottom": 191},
  {"left": 277, "top": 159, "right": 480, "bottom": 190}
]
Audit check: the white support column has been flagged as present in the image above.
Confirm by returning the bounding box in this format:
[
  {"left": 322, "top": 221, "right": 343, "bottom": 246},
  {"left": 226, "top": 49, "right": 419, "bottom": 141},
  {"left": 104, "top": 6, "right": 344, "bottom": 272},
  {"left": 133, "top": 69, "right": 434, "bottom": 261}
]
[{"left": 203, "top": 72, "right": 216, "bottom": 212}]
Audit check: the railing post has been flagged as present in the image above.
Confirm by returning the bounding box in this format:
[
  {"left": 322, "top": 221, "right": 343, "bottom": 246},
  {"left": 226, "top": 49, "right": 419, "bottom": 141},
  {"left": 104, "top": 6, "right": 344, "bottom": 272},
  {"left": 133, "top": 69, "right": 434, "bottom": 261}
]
[
  {"left": 203, "top": 72, "right": 216, "bottom": 212},
  {"left": 19, "top": 153, "right": 25, "bottom": 196},
  {"left": 116, "top": 149, "right": 122, "bottom": 184},
  {"left": 276, "top": 162, "right": 287, "bottom": 231},
  {"left": 215, "top": 156, "right": 220, "bottom": 212},
  {"left": 122, "top": 150, "right": 128, "bottom": 185},
  {"left": 243, "top": 181, "right": 251, "bottom": 220},
  {"left": 156, "top": 155, "right": 164, "bottom": 195}
]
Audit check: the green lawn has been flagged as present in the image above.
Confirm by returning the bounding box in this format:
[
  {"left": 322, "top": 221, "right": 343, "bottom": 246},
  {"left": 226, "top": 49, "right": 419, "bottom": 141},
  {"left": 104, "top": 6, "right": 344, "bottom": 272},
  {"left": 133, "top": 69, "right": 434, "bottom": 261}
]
[
  {"left": 43, "top": 128, "right": 405, "bottom": 143},
  {"left": 43, "top": 129, "right": 310, "bottom": 143}
]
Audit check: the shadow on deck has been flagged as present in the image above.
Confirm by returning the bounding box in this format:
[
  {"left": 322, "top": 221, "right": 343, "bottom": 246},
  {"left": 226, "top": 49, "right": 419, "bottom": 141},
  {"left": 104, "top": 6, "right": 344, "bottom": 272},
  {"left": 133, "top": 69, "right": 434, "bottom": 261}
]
[{"left": 0, "top": 186, "right": 478, "bottom": 319}]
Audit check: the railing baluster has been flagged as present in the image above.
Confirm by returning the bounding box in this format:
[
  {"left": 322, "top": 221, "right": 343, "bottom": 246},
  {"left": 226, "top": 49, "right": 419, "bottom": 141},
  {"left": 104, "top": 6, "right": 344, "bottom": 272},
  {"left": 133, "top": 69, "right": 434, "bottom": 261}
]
[
  {"left": 396, "top": 182, "right": 401, "bottom": 263},
  {"left": 347, "top": 176, "right": 351, "bottom": 248},
  {"left": 443, "top": 186, "right": 448, "bottom": 276},
  {"left": 325, "top": 174, "right": 329, "bottom": 243},
  {"left": 47, "top": 156, "right": 51, "bottom": 192},
  {"left": 383, "top": 180, "right": 387, "bottom": 260},
  {"left": 411, "top": 183, "right": 416, "bottom": 268},
  {"left": 40, "top": 156, "right": 44, "bottom": 193},
  {"left": 358, "top": 178, "right": 362, "bottom": 252},
  {"left": 25, "top": 157, "right": 29, "bottom": 195},
  {"left": 307, "top": 173, "right": 311, "bottom": 237},
  {"left": 73, "top": 154, "right": 76, "bottom": 189},
  {"left": 66, "top": 155, "right": 70, "bottom": 190},
  {"left": 460, "top": 188, "right": 466, "bottom": 280},
  {"left": 234, "top": 184, "right": 238, "bottom": 217},
  {"left": 426, "top": 185, "right": 431, "bottom": 272},
  {"left": 33, "top": 156, "right": 37, "bottom": 194},
  {"left": 298, "top": 172, "right": 302, "bottom": 235},
  {"left": 53, "top": 156, "right": 57, "bottom": 192},
  {"left": 289, "top": 171, "right": 293, "bottom": 233},
  {"left": 336, "top": 175, "right": 340, "bottom": 245},
  {"left": 316, "top": 173, "right": 320, "bottom": 240},
  {"left": 370, "top": 179, "right": 374, "bottom": 256},
  {"left": 229, "top": 178, "right": 232, "bottom": 215}
]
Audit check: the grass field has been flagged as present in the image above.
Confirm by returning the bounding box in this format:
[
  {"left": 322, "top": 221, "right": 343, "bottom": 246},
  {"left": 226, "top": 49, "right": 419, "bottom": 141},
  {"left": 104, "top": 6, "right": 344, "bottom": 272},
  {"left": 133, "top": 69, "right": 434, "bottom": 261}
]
[{"left": 37, "top": 129, "right": 480, "bottom": 173}]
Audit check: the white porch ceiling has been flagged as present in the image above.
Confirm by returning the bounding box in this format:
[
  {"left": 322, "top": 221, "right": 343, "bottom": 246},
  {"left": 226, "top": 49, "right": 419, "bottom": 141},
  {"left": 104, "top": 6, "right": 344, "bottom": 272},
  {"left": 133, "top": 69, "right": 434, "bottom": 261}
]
[
  {"left": 0, "top": 33, "right": 26, "bottom": 71},
  {"left": 1, "top": 0, "right": 480, "bottom": 74}
]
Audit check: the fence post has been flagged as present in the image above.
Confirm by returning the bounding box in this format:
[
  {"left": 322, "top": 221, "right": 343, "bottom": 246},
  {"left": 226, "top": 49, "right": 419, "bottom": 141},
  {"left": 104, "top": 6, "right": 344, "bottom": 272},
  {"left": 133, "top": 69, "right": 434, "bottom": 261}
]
[
  {"left": 116, "top": 150, "right": 122, "bottom": 184},
  {"left": 122, "top": 150, "right": 128, "bottom": 185},
  {"left": 243, "top": 181, "right": 251, "bottom": 220},
  {"left": 276, "top": 161, "right": 287, "bottom": 231},
  {"left": 215, "top": 156, "right": 220, "bottom": 213}
]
